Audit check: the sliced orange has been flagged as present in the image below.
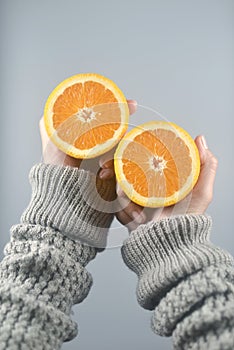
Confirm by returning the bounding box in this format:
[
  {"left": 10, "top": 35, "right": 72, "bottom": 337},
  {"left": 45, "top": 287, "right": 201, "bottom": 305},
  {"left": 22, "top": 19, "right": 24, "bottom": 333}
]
[
  {"left": 114, "top": 121, "right": 200, "bottom": 207},
  {"left": 44, "top": 73, "right": 129, "bottom": 158}
]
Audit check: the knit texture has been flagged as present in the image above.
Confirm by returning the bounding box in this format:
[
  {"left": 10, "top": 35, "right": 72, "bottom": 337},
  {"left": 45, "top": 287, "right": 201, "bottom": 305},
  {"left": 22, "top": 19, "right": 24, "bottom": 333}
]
[
  {"left": 121, "top": 214, "right": 234, "bottom": 350},
  {"left": 21, "top": 163, "right": 116, "bottom": 248},
  {"left": 0, "top": 163, "right": 115, "bottom": 349}
]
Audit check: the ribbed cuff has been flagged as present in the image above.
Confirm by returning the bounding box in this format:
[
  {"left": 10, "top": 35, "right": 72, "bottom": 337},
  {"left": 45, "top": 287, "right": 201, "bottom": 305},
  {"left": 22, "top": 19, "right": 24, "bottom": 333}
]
[
  {"left": 21, "top": 163, "right": 116, "bottom": 248},
  {"left": 121, "top": 214, "right": 234, "bottom": 310}
]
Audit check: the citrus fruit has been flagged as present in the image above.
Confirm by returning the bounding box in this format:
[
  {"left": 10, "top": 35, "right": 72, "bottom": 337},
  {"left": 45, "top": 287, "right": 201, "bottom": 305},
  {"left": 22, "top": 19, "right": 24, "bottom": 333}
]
[
  {"left": 114, "top": 121, "right": 200, "bottom": 207},
  {"left": 44, "top": 73, "right": 129, "bottom": 158}
]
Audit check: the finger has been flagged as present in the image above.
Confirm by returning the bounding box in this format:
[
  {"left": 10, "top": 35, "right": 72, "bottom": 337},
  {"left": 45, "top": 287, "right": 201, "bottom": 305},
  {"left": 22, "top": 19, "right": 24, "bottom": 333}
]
[
  {"left": 116, "top": 210, "right": 138, "bottom": 232},
  {"left": 116, "top": 185, "right": 146, "bottom": 224},
  {"left": 99, "top": 148, "right": 115, "bottom": 169},
  {"left": 98, "top": 149, "right": 115, "bottom": 179},
  {"left": 39, "top": 117, "right": 47, "bottom": 140},
  {"left": 194, "top": 135, "right": 218, "bottom": 202},
  {"left": 99, "top": 168, "right": 115, "bottom": 179},
  {"left": 99, "top": 100, "right": 137, "bottom": 171},
  {"left": 127, "top": 99, "right": 137, "bottom": 115},
  {"left": 195, "top": 135, "right": 208, "bottom": 165},
  {"left": 39, "top": 116, "right": 82, "bottom": 167},
  {"left": 39, "top": 117, "right": 49, "bottom": 149}
]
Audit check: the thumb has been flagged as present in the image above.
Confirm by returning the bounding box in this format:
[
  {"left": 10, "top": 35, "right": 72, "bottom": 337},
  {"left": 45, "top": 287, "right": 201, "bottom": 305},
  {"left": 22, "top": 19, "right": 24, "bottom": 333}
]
[
  {"left": 98, "top": 148, "right": 115, "bottom": 179},
  {"left": 194, "top": 135, "right": 218, "bottom": 203}
]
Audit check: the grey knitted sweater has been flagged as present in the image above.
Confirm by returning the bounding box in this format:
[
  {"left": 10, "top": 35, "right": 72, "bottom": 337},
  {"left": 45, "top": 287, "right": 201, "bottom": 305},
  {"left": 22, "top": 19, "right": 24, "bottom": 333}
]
[{"left": 0, "top": 164, "right": 233, "bottom": 349}]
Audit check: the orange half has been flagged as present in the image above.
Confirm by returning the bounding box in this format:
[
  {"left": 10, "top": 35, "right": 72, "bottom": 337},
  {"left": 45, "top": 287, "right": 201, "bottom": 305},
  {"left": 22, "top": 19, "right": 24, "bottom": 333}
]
[
  {"left": 44, "top": 73, "right": 129, "bottom": 158},
  {"left": 114, "top": 121, "right": 200, "bottom": 207}
]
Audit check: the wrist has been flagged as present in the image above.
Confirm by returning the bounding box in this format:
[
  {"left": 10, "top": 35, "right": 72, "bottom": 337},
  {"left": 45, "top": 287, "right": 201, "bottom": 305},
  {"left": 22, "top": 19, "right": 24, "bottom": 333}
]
[
  {"left": 21, "top": 163, "right": 116, "bottom": 248},
  {"left": 121, "top": 214, "right": 233, "bottom": 310}
]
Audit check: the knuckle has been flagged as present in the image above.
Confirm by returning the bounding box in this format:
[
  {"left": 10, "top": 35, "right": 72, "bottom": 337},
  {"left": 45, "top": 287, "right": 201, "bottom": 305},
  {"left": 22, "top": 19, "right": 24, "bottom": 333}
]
[
  {"left": 213, "top": 157, "right": 218, "bottom": 168},
  {"left": 194, "top": 188, "right": 213, "bottom": 205},
  {"left": 202, "top": 187, "right": 213, "bottom": 204},
  {"left": 206, "top": 192, "right": 213, "bottom": 204},
  {"left": 208, "top": 152, "right": 218, "bottom": 168},
  {"left": 211, "top": 155, "right": 218, "bottom": 167},
  {"left": 116, "top": 186, "right": 124, "bottom": 197}
]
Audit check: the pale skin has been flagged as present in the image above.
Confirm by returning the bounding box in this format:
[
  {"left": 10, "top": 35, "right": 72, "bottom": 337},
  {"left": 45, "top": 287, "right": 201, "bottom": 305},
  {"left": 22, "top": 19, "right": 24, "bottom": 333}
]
[{"left": 39, "top": 100, "right": 218, "bottom": 231}]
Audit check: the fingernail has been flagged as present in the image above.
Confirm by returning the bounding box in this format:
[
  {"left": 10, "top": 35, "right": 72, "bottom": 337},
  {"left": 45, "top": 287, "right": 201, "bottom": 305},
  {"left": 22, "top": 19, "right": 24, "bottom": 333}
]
[
  {"left": 201, "top": 135, "right": 208, "bottom": 149},
  {"left": 99, "top": 169, "right": 106, "bottom": 178},
  {"left": 132, "top": 211, "right": 144, "bottom": 224},
  {"left": 102, "top": 159, "right": 113, "bottom": 169},
  {"left": 99, "top": 169, "right": 113, "bottom": 179}
]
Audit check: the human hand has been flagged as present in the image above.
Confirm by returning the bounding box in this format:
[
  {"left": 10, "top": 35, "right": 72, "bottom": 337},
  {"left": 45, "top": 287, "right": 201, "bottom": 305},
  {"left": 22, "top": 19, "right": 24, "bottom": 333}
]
[
  {"left": 39, "top": 99, "right": 137, "bottom": 179},
  {"left": 112, "top": 135, "right": 218, "bottom": 231}
]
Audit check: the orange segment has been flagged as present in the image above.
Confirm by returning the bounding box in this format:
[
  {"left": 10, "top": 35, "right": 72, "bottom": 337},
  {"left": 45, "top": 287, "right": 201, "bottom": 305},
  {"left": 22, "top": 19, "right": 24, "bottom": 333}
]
[
  {"left": 114, "top": 121, "right": 200, "bottom": 208},
  {"left": 56, "top": 115, "right": 84, "bottom": 144},
  {"left": 74, "top": 123, "right": 120, "bottom": 150},
  {"left": 83, "top": 81, "right": 118, "bottom": 106},
  {"left": 44, "top": 73, "right": 129, "bottom": 158},
  {"left": 123, "top": 160, "right": 149, "bottom": 197},
  {"left": 53, "top": 83, "right": 84, "bottom": 128},
  {"left": 122, "top": 133, "right": 179, "bottom": 198}
]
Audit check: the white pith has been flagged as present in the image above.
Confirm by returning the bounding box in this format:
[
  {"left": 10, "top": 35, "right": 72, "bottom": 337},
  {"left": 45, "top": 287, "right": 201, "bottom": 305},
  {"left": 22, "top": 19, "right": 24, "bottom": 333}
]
[
  {"left": 76, "top": 107, "right": 97, "bottom": 123},
  {"left": 149, "top": 155, "right": 167, "bottom": 173}
]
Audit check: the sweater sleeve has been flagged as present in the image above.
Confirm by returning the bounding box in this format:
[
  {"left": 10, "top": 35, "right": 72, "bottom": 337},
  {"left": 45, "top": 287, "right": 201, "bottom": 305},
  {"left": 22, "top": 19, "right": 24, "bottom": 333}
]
[
  {"left": 121, "top": 215, "right": 234, "bottom": 350},
  {"left": 0, "top": 163, "right": 116, "bottom": 350}
]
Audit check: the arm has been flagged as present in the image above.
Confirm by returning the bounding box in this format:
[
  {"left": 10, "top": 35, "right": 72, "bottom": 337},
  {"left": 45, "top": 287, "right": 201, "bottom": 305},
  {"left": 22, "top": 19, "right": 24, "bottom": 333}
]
[
  {"left": 0, "top": 163, "right": 115, "bottom": 349},
  {"left": 116, "top": 135, "right": 234, "bottom": 349},
  {"left": 121, "top": 214, "right": 234, "bottom": 349},
  {"left": 0, "top": 99, "right": 137, "bottom": 349}
]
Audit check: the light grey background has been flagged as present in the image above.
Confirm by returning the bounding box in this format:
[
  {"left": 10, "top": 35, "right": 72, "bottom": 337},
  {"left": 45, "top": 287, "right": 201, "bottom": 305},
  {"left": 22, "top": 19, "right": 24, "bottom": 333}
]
[{"left": 0, "top": 0, "right": 233, "bottom": 349}]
